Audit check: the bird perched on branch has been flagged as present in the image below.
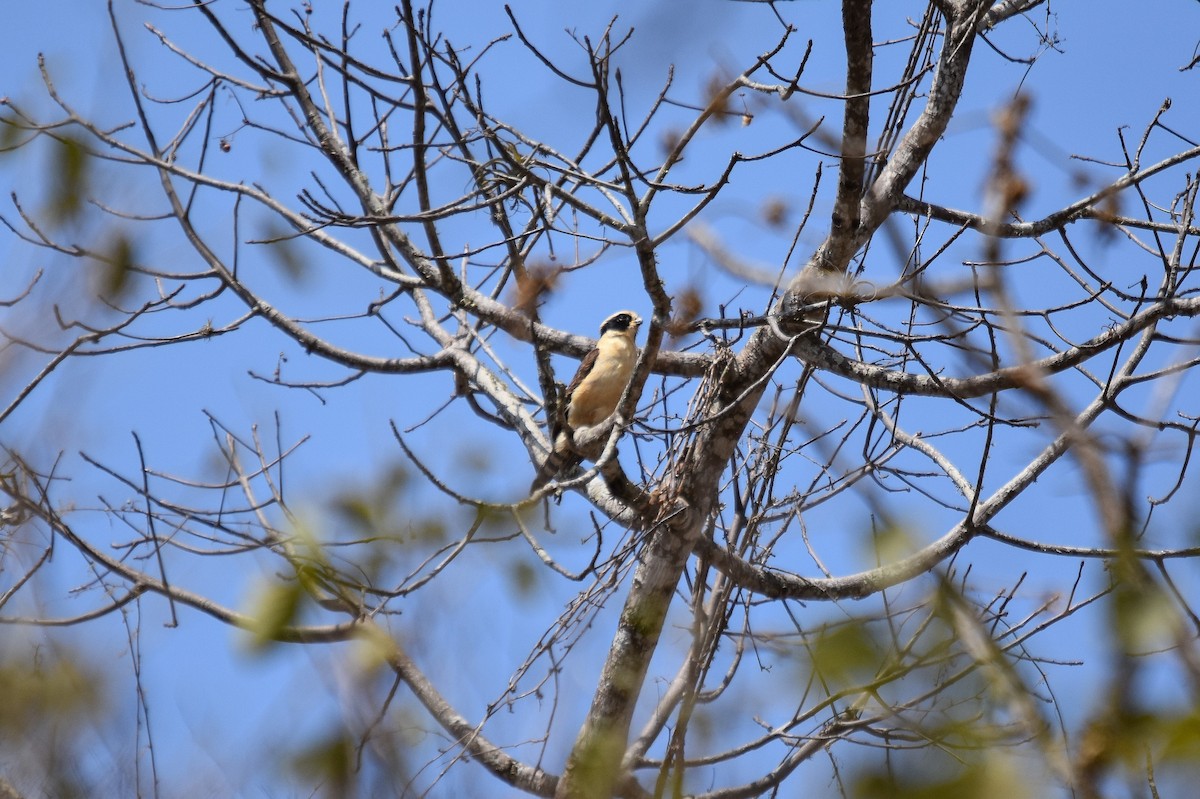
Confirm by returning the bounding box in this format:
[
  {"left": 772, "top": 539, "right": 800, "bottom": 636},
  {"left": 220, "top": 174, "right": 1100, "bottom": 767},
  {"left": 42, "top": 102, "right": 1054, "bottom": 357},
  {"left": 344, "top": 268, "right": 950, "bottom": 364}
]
[{"left": 530, "top": 310, "right": 643, "bottom": 492}]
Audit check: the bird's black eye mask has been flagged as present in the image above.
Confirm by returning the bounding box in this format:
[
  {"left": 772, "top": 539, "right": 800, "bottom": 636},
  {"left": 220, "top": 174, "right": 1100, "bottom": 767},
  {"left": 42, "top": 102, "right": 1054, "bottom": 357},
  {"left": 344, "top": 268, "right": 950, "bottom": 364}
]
[{"left": 602, "top": 313, "right": 634, "bottom": 334}]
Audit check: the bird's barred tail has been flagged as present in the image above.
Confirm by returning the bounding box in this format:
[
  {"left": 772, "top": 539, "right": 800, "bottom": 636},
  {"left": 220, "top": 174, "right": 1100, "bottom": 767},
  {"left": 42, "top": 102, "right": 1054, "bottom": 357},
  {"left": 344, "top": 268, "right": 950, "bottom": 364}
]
[{"left": 530, "top": 444, "right": 581, "bottom": 493}]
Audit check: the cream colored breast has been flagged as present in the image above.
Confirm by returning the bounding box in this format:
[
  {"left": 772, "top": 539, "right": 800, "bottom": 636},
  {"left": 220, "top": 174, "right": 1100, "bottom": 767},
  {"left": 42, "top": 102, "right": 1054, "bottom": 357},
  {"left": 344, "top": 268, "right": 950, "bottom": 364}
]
[{"left": 568, "top": 338, "right": 636, "bottom": 428}]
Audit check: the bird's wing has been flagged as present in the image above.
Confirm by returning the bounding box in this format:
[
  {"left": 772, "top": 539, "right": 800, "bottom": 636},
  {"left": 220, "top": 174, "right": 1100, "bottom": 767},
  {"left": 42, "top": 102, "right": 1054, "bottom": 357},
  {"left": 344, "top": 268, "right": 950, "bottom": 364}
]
[
  {"left": 562, "top": 345, "right": 601, "bottom": 424},
  {"left": 533, "top": 346, "right": 598, "bottom": 492}
]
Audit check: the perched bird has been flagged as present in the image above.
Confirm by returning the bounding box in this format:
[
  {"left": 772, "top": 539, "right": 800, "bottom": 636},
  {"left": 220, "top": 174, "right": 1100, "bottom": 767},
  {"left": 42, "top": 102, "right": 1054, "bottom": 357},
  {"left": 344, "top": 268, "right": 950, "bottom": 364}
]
[{"left": 530, "top": 310, "right": 643, "bottom": 492}]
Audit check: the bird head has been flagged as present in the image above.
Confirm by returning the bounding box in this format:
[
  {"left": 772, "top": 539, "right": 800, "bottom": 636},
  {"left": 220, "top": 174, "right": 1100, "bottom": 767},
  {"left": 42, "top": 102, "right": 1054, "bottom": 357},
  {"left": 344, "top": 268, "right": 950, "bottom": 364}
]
[{"left": 599, "top": 310, "right": 642, "bottom": 337}]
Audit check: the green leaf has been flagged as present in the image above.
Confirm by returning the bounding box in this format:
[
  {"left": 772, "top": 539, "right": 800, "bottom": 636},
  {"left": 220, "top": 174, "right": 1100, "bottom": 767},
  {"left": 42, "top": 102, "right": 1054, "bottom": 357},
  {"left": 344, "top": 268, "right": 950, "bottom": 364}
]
[
  {"left": 46, "top": 134, "right": 91, "bottom": 224},
  {"left": 808, "top": 621, "right": 879, "bottom": 688},
  {"left": 100, "top": 232, "right": 136, "bottom": 298},
  {"left": 290, "top": 729, "right": 353, "bottom": 797},
  {"left": 245, "top": 578, "right": 303, "bottom": 649}
]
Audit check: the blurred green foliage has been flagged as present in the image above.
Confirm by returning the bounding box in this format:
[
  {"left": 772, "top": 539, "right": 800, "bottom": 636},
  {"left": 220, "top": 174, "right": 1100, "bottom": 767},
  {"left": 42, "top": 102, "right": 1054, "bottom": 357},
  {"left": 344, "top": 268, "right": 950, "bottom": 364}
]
[
  {"left": 0, "top": 643, "right": 107, "bottom": 799},
  {"left": 853, "top": 751, "right": 1033, "bottom": 799},
  {"left": 45, "top": 134, "right": 90, "bottom": 225},
  {"left": 0, "top": 645, "right": 102, "bottom": 731},
  {"left": 291, "top": 728, "right": 354, "bottom": 799},
  {"left": 246, "top": 576, "right": 306, "bottom": 648},
  {"left": 807, "top": 620, "right": 882, "bottom": 691},
  {"left": 245, "top": 526, "right": 340, "bottom": 649},
  {"left": 100, "top": 231, "right": 137, "bottom": 299}
]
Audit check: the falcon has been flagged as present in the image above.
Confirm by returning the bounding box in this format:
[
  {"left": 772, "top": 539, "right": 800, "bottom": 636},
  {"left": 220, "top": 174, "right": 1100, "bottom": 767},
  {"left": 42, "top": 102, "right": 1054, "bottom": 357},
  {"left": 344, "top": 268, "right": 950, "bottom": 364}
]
[{"left": 530, "top": 310, "right": 643, "bottom": 492}]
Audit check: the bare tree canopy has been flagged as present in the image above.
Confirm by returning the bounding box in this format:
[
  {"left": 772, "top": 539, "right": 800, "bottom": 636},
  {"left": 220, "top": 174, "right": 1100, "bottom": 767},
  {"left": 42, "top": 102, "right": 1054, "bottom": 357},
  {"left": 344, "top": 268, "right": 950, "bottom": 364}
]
[{"left": 3, "top": 1, "right": 1200, "bottom": 797}]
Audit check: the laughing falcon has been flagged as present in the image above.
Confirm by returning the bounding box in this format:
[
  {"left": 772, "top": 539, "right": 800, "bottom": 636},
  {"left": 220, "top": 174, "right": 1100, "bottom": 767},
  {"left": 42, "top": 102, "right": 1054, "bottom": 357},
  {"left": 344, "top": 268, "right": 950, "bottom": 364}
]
[{"left": 530, "top": 310, "right": 643, "bottom": 492}]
